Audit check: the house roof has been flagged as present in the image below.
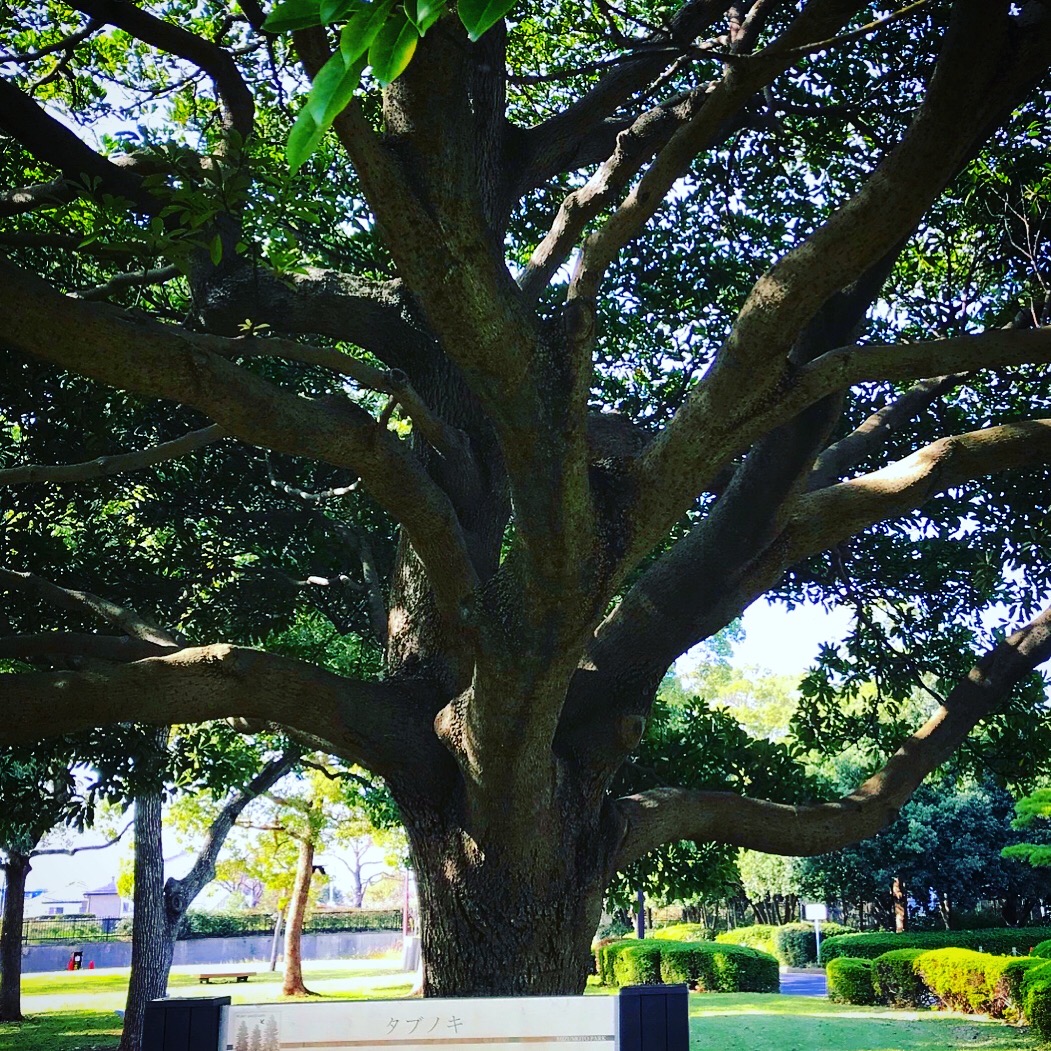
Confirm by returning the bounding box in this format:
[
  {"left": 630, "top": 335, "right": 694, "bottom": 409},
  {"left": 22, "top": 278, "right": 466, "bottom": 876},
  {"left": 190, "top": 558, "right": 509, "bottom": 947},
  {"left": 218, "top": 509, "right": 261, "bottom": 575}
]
[{"left": 84, "top": 881, "right": 120, "bottom": 896}]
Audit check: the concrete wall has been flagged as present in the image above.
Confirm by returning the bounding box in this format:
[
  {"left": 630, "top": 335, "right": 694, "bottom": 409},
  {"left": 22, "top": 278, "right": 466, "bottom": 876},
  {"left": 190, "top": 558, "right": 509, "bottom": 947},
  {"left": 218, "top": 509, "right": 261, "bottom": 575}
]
[{"left": 22, "top": 929, "right": 402, "bottom": 973}]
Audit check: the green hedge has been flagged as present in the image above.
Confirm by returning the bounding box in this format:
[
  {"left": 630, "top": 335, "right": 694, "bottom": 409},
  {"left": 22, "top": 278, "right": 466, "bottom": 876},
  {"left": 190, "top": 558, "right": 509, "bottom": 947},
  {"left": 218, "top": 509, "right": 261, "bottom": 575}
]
[
  {"left": 717, "top": 922, "right": 852, "bottom": 966},
  {"left": 650, "top": 923, "right": 714, "bottom": 942},
  {"left": 914, "top": 949, "right": 1025, "bottom": 1017},
  {"left": 827, "top": 958, "right": 877, "bottom": 1005},
  {"left": 596, "top": 939, "right": 778, "bottom": 993},
  {"left": 715, "top": 925, "right": 778, "bottom": 956},
  {"left": 819, "top": 926, "right": 1051, "bottom": 965},
  {"left": 176, "top": 908, "right": 401, "bottom": 940},
  {"left": 1032, "top": 938, "right": 1051, "bottom": 959},
  {"left": 998, "top": 958, "right": 1046, "bottom": 1022},
  {"left": 1021, "top": 960, "right": 1051, "bottom": 1040},
  {"left": 871, "top": 949, "right": 930, "bottom": 1008},
  {"left": 613, "top": 942, "right": 663, "bottom": 986}
]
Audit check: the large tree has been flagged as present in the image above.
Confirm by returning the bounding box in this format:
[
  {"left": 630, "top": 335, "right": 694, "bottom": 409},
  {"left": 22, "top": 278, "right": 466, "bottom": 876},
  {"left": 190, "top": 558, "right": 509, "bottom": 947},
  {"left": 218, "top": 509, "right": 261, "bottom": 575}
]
[{"left": 5, "top": 0, "right": 1051, "bottom": 996}]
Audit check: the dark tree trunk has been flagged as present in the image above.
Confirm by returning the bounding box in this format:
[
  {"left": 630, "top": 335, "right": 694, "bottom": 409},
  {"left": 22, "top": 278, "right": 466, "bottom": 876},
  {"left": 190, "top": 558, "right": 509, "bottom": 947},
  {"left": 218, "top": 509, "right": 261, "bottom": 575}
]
[
  {"left": 0, "top": 851, "right": 30, "bottom": 1021},
  {"left": 404, "top": 799, "right": 615, "bottom": 996},
  {"left": 282, "top": 839, "right": 315, "bottom": 997},
  {"left": 892, "top": 877, "right": 908, "bottom": 933},
  {"left": 119, "top": 788, "right": 175, "bottom": 1051}
]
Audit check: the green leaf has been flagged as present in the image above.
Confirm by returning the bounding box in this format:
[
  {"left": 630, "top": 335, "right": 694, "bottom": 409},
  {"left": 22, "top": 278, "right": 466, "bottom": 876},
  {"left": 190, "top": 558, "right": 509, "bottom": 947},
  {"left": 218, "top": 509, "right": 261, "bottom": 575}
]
[
  {"left": 340, "top": 0, "right": 394, "bottom": 64},
  {"left": 404, "top": 0, "right": 445, "bottom": 35},
  {"left": 262, "top": 0, "right": 323, "bottom": 32},
  {"left": 209, "top": 234, "right": 223, "bottom": 265},
  {"left": 286, "top": 47, "right": 367, "bottom": 172},
  {"left": 368, "top": 10, "right": 418, "bottom": 86},
  {"left": 319, "top": 0, "right": 361, "bottom": 22},
  {"left": 456, "top": 0, "right": 515, "bottom": 41}
]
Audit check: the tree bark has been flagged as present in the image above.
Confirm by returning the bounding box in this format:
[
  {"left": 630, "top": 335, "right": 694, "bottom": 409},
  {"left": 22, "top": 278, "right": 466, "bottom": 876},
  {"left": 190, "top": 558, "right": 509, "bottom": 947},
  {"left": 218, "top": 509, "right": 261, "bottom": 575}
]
[
  {"left": 404, "top": 794, "right": 616, "bottom": 997},
  {"left": 0, "top": 851, "right": 30, "bottom": 1021},
  {"left": 892, "top": 877, "right": 908, "bottom": 933},
  {"left": 119, "top": 788, "right": 174, "bottom": 1051},
  {"left": 282, "top": 838, "right": 315, "bottom": 997}
]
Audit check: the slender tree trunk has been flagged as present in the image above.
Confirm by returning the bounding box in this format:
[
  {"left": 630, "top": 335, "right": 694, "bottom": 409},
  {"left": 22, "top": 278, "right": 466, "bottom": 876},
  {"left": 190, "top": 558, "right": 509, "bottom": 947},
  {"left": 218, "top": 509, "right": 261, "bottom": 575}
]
[
  {"left": 939, "top": 894, "right": 952, "bottom": 931},
  {"left": 119, "top": 788, "right": 175, "bottom": 1051},
  {"left": 892, "top": 877, "right": 908, "bottom": 933},
  {"left": 282, "top": 839, "right": 315, "bottom": 997},
  {"left": 0, "top": 851, "right": 31, "bottom": 1021}
]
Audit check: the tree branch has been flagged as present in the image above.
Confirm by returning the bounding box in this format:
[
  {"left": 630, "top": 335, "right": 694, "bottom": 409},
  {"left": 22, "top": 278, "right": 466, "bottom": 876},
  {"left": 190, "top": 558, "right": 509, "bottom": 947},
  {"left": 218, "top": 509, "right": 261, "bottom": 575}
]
[
  {"left": 166, "top": 748, "right": 300, "bottom": 912},
  {"left": 614, "top": 602, "right": 1051, "bottom": 866},
  {"left": 782, "top": 417, "right": 1051, "bottom": 558},
  {"left": 0, "top": 633, "right": 172, "bottom": 664},
  {"left": 0, "top": 79, "right": 156, "bottom": 214},
  {"left": 0, "top": 645, "right": 443, "bottom": 780},
  {"left": 74, "top": 265, "right": 181, "bottom": 302},
  {"left": 630, "top": 2, "right": 1051, "bottom": 565},
  {"left": 31, "top": 819, "right": 133, "bottom": 857},
  {"left": 0, "top": 424, "right": 226, "bottom": 487},
  {"left": 0, "top": 256, "right": 479, "bottom": 618},
  {"left": 809, "top": 374, "right": 962, "bottom": 489},
  {"left": 196, "top": 267, "right": 428, "bottom": 373},
  {"left": 0, "top": 567, "right": 181, "bottom": 648},
  {"left": 69, "top": 0, "right": 253, "bottom": 141}
]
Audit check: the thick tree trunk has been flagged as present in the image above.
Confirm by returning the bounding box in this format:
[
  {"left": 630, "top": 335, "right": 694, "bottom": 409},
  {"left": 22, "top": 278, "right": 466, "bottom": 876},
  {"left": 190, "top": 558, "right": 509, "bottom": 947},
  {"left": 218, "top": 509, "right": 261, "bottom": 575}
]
[
  {"left": 404, "top": 802, "right": 614, "bottom": 996},
  {"left": 119, "top": 789, "right": 175, "bottom": 1051},
  {"left": 282, "top": 839, "right": 315, "bottom": 997},
  {"left": 0, "top": 851, "right": 30, "bottom": 1021}
]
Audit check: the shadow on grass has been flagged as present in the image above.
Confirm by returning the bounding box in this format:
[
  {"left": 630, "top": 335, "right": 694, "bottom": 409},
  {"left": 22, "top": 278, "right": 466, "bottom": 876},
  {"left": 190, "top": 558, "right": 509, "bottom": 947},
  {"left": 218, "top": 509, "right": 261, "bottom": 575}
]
[{"left": 0, "top": 1010, "right": 122, "bottom": 1051}]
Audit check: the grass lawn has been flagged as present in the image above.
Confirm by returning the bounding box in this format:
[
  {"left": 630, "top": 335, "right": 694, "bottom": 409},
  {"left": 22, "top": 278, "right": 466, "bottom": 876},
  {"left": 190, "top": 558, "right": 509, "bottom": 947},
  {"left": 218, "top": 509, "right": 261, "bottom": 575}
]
[
  {"left": 0, "top": 967, "right": 1044, "bottom": 1051},
  {"left": 688, "top": 994, "right": 1042, "bottom": 1051}
]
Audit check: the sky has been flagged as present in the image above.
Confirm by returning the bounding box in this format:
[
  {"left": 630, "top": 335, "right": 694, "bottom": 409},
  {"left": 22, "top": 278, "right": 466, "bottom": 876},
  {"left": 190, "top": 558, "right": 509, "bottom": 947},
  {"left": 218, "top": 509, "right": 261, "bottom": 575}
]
[{"left": 17, "top": 597, "right": 852, "bottom": 907}]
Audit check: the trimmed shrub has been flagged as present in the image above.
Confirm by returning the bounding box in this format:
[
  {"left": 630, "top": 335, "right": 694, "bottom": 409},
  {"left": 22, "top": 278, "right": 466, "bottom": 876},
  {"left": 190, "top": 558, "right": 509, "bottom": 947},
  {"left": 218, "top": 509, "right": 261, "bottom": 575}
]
[
  {"left": 913, "top": 948, "right": 1022, "bottom": 1016},
  {"left": 612, "top": 942, "right": 663, "bottom": 986},
  {"left": 597, "top": 938, "right": 778, "bottom": 992},
  {"left": 718, "top": 922, "right": 853, "bottom": 966},
  {"left": 827, "top": 958, "right": 877, "bottom": 1005},
  {"left": 659, "top": 941, "right": 779, "bottom": 992},
  {"left": 651, "top": 923, "right": 714, "bottom": 942},
  {"left": 871, "top": 949, "right": 930, "bottom": 1008},
  {"left": 715, "top": 924, "right": 778, "bottom": 957},
  {"left": 996, "top": 957, "right": 1045, "bottom": 1021},
  {"left": 1031, "top": 938, "right": 1051, "bottom": 959},
  {"left": 819, "top": 926, "right": 1051, "bottom": 965},
  {"left": 1021, "top": 960, "right": 1051, "bottom": 1040}
]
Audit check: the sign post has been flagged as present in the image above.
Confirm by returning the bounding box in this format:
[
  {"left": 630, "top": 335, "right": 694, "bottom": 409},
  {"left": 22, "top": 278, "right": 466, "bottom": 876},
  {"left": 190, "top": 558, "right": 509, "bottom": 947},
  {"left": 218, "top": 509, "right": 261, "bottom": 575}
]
[{"left": 803, "top": 902, "right": 827, "bottom": 964}]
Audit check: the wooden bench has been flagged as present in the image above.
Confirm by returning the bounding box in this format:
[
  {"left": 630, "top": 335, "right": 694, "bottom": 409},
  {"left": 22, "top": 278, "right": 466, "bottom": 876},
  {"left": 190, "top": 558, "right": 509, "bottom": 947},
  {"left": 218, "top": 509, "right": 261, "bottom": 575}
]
[{"left": 197, "top": 972, "right": 256, "bottom": 984}]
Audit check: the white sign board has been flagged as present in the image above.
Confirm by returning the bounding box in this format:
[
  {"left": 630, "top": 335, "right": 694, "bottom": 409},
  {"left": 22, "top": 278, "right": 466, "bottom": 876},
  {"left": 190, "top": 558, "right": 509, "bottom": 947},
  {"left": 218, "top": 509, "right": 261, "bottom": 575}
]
[
  {"left": 222, "top": 996, "right": 617, "bottom": 1051},
  {"left": 803, "top": 903, "right": 827, "bottom": 921}
]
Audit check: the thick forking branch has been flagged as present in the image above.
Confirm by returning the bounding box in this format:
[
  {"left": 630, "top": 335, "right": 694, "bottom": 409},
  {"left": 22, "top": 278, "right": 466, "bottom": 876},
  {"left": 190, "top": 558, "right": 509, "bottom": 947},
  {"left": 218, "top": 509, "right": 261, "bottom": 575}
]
[
  {"left": 0, "top": 645, "right": 444, "bottom": 783},
  {"left": 0, "top": 256, "right": 480, "bottom": 619},
  {"left": 625, "top": 2, "right": 1051, "bottom": 567},
  {"left": 0, "top": 633, "right": 173, "bottom": 664},
  {"left": 614, "top": 601, "right": 1051, "bottom": 867}
]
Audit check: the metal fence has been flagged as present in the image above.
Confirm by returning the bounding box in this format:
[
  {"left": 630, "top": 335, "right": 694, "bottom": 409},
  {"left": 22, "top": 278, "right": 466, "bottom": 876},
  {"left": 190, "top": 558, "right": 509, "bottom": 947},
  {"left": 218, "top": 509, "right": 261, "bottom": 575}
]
[{"left": 20, "top": 915, "right": 123, "bottom": 944}]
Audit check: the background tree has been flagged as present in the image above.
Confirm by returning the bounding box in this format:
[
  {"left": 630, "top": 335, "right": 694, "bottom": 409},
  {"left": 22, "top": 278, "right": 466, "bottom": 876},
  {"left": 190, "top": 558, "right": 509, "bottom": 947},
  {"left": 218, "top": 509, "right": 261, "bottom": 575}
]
[{"left": 6, "top": 0, "right": 1051, "bottom": 996}]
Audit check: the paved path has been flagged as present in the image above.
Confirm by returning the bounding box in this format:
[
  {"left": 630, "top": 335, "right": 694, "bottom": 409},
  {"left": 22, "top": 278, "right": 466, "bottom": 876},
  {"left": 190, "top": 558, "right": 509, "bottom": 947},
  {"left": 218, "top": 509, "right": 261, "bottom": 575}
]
[{"left": 779, "top": 969, "right": 827, "bottom": 997}]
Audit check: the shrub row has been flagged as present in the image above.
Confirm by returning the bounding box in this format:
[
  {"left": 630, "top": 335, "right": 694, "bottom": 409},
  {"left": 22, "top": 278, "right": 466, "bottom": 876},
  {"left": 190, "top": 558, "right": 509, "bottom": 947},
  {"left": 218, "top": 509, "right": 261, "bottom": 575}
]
[
  {"left": 650, "top": 923, "right": 714, "bottom": 942},
  {"left": 595, "top": 938, "right": 779, "bottom": 993},
  {"left": 174, "top": 908, "right": 402, "bottom": 939},
  {"left": 716, "top": 922, "right": 853, "bottom": 966},
  {"left": 818, "top": 926, "right": 1051, "bottom": 965},
  {"left": 826, "top": 946, "right": 1051, "bottom": 1037}
]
